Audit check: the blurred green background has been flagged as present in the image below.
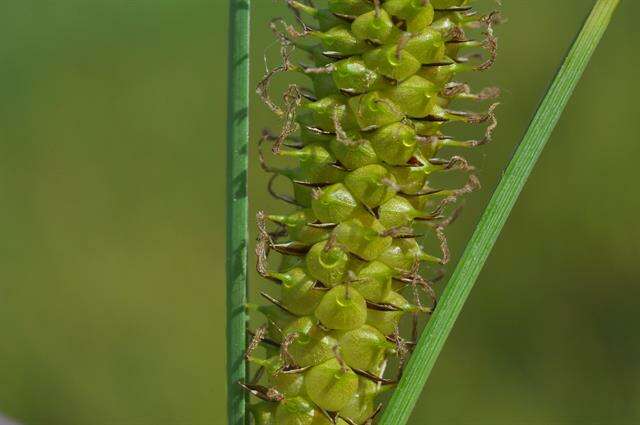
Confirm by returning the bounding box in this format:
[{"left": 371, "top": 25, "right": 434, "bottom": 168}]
[{"left": 1, "top": 1, "right": 639, "bottom": 424}]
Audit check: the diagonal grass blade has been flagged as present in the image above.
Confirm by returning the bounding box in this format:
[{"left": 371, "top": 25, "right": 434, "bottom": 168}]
[{"left": 379, "top": 1, "right": 620, "bottom": 424}]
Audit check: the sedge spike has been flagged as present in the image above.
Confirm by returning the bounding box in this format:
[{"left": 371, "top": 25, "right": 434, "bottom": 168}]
[{"left": 246, "top": 1, "right": 501, "bottom": 423}]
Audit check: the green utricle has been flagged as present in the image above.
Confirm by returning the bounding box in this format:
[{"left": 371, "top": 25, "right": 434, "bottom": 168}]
[{"left": 249, "top": 0, "right": 499, "bottom": 423}]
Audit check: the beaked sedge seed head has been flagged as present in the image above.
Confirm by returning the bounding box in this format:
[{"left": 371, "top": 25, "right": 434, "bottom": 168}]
[{"left": 247, "top": 0, "right": 502, "bottom": 421}]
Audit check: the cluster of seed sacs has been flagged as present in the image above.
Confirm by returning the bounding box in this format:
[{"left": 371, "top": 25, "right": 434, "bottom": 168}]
[{"left": 245, "top": 0, "right": 499, "bottom": 424}]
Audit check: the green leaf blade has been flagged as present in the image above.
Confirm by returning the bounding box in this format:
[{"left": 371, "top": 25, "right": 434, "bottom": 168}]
[{"left": 379, "top": 1, "right": 620, "bottom": 424}]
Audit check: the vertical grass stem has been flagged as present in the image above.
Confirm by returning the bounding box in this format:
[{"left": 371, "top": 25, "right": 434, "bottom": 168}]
[{"left": 226, "top": 0, "right": 250, "bottom": 424}]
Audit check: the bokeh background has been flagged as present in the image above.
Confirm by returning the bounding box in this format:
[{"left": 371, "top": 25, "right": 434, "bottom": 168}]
[{"left": 1, "top": 1, "right": 639, "bottom": 424}]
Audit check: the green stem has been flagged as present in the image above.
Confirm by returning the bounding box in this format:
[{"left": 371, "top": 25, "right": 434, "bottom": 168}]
[
  {"left": 379, "top": 0, "right": 620, "bottom": 423},
  {"left": 226, "top": 0, "right": 250, "bottom": 424}
]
